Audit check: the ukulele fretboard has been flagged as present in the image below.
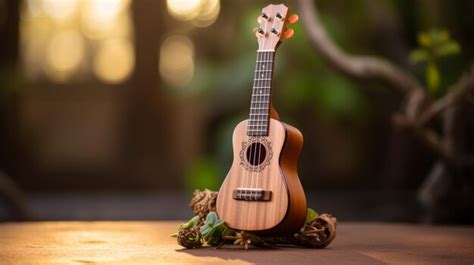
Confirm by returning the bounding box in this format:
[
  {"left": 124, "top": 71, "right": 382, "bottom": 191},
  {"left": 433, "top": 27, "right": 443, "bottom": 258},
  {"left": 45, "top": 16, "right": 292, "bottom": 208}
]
[{"left": 247, "top": 51, "right": 274, "bottom": 136}]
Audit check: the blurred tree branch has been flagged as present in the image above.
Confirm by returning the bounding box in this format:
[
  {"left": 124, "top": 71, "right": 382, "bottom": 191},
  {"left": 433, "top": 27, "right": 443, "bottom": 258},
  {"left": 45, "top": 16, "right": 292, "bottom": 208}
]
[{"left": 296, "top": 0, "right": 474, "bottom": 164}]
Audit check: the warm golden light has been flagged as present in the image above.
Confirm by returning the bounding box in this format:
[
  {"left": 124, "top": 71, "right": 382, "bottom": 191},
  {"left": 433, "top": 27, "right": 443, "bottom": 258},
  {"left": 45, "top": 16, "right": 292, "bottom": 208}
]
[
  {"left": 166, "top": 0, "right": 201, "bottom": 20},
  {"left": 93, "top": 39, "right": 134, "bottom": 84},
  {"left": 42, "top": 0, "right": 79, "bottom": 21},
  {"left": 21, "top": 0, "right": 135, "bottom": 84},
  {"left": 192, "top": 0, "right": 220, "bottom": 27},
  {"left": 45, "top": 30, "right": 85, "bottom": 82},
  {"left": 166, "top": 0, "right": 220, "bottom": 27},
  {"left": 159, "top": 35, "right": 195, "bottom": 88},
  {"left": 81, "top": 0, "right": 131, "bottom": 39}
]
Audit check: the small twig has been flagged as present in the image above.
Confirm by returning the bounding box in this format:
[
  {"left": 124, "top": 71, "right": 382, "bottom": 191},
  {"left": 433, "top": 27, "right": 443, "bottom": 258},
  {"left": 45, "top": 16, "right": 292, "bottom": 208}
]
[
  {"left": 418, "top": 67, "right": 474, "bottom": 126},
  {"left": 296, "top": 0, "right": 424, "bottom": 96}
]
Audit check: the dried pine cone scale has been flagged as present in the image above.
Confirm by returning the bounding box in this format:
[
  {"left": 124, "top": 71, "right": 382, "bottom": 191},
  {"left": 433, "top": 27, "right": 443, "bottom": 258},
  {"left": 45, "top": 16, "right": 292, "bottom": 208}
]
[{"left": 177, "top": 227, "right": 203, "bottom": 249}]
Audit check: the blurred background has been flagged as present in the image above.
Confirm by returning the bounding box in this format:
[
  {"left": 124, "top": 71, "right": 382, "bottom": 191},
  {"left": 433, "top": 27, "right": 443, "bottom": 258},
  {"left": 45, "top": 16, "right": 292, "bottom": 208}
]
[{"left": 0, "top": 0, "right": 473, "bottom": 223}]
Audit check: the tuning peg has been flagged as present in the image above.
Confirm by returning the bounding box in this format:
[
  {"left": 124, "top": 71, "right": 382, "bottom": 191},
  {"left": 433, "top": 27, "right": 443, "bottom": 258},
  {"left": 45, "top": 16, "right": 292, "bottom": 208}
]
[
  {"left": 276, "top": 12, "right": 283, "bottom": 20},
  {"left": 283, "top": 28, "right": 294, "bottom": 39},
  {"left": 287, "top": 14, "right": 299, "bottom": 24},
  {"left": 253, "top": 27, "right": 264, "bottom": 36}
]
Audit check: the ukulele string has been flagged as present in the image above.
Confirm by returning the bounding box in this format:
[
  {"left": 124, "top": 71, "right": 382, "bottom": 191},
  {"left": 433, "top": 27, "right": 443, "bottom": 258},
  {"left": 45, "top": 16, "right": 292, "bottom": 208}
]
[
  {"left": 245, "top": 50, "right": 262, "bottom": 199},
  {"left": 250, "top": 50, "right": 262, "bottom": 200},
  {"left": 255, "top": 52, "right": 268, "bottom": 200},
  {"left": 254, "top": 50, "right": 268, "bottom": 200},
  {"left": 251, "top": 15, "right": 271, "bottom": 200},
  {"left": 255, "top": 14, "right": 276, "bottom": 199},
  {"left": 253, "top": 51, "right": 265, "bottom": 201}
]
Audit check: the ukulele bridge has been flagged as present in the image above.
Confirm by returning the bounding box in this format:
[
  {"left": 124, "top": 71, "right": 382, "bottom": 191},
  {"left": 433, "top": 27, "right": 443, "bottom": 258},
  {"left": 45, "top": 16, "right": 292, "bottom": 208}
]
[{"left": 233, "top": 188, "right": 272, "bottom": 201}]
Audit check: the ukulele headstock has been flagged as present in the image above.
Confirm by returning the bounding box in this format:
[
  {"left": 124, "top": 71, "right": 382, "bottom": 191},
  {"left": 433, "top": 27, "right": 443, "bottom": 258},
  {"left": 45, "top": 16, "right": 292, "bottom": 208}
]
[{"left": 255, "top": 4, "right": 299, "bottom": 51}]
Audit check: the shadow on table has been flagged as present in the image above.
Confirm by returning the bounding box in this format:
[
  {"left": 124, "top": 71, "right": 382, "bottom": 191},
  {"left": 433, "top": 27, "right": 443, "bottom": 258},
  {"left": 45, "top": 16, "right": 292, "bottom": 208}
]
[{"left": 176, "top": 245, "right": 383, "bottom": 265}]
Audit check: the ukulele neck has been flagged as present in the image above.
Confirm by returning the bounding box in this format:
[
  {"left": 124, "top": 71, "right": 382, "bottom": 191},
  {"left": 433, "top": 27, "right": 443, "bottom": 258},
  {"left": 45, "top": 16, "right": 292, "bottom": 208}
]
[{"left": 247, "top": 50, "right": 275, "bottom": 137}]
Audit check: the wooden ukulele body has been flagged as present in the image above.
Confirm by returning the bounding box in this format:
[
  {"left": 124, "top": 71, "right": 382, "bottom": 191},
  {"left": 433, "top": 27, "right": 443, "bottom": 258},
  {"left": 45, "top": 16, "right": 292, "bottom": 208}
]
[{"left": 216, "top": 118, "right": 307, "bottom": 235}]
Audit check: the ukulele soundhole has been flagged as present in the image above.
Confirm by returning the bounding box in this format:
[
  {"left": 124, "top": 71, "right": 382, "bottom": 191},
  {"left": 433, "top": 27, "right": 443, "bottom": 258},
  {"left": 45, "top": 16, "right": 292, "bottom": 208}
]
[
  {"left": 240, "top": 138, "right": 273, "bottom": 172},
  {"left": 246, "top": 142, "right": 266, "bottom": 166}
]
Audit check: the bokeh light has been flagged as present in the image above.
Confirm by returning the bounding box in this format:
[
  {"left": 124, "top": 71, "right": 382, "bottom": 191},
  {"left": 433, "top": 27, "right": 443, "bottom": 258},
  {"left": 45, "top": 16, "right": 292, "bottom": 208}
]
[
  {"left": 93, "top": 39, "right": 135, "bottom": 84},
  {"left": 21, "top": 0, "right": 135, "bottom": 84},
  {"left": 166, "top": 0, "right": 220, "bottom": 27},
  {"left": 159, "top": 35, "right": 195, "bottom": 88},
  {"left": 45, "top": 30, "right": 85, "bottom": 82},
  {"left": 81, "top": 0, "right": 131, "bottom": 39},
  {"left": 42, "top": 0, "right": 79, "bottom": 21}
]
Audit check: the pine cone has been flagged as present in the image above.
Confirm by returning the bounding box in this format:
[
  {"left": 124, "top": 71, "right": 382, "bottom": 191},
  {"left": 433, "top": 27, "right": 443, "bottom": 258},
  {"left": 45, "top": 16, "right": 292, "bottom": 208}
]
[
  {"left": 177, "top": 227, "right": 203, "bottom": 249},
  {"left": 293, "top": 213, "right": 337, "bottom": 248},
  {"left": 189, "top": 189, "right": 218, "bottom": 222}
]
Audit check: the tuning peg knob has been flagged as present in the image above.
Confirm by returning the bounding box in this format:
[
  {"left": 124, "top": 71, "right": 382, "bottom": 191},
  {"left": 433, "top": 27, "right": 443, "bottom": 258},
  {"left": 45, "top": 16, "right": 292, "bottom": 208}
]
[
  {"left": 287, "top": 14, "right": 299, "bottom": 24},
  {"left": 283, "top": 28, "right": 294, "bottom": 39},
  {"left": 254, "top": 27, "right": 264, "bottom": 36}
]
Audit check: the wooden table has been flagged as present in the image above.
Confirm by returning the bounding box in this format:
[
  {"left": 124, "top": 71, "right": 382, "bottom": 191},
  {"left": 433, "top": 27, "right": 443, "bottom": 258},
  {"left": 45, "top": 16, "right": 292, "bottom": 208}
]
[{"left": 0, "top": 221, "right": 473, "bottom": 264}]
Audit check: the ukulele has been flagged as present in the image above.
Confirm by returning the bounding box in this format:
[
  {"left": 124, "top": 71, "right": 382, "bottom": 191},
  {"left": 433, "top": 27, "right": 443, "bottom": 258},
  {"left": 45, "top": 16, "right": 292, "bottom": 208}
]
[{"left": 216, "top": 4, "right": 307, "bottom": 235}]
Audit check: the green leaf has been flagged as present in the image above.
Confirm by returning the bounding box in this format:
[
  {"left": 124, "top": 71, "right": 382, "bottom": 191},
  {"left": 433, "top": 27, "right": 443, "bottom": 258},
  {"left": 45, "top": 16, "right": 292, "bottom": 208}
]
[
  {"left": 184, "top": 216, "right": 201, "bottom": 229},
  {"left": 305, "top": 208, "right": 319, "bottom": 224},
  {"left": 409, "top": 49, "right": 430, "bottom": 64},
  {"left": 171, "top": 215, "right": 200, "bottom": 238},
  {"left": 205, "top": 212, "right": 218, "bottom": 226},
  {"left": 200, "top": 226, "right": 212, "bottom": 235},
  {"left": 435, "top": 41, "right": 461, "bottom": 57},
  {"left": 426, "top": 62, "right": 440, "bottom": 95},
  {"left": 417, "top": 32, "right": 432, "bottom": 47},
  {"left": 430, "top": 29, "right": 449, "bottom": 44}
]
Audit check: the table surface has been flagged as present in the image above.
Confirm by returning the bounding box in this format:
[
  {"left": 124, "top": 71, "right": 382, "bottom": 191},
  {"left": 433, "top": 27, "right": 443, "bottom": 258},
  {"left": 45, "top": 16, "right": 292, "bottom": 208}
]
[{"left": 0, "top": 221, "right": 473, "bottom": 265}]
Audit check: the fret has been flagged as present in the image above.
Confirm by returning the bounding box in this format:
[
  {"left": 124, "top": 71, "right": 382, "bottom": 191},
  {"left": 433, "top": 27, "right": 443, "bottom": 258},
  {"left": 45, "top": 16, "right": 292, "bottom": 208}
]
[
  {"left": 252, "top": 87, "right": 271, "bottom": 89},
  {"left": 248, "top": 122, "right": 268, "bottom": 125},
  {"left": 256, "top": 60, "right": 273, "bottom": 63},
  {"left": 251, "top": 94, "right": 270, "bottom": 97},
  {"left": 250, "top": 113, "right": 269, "bottom": 115},
  {"left": 251, "top": 101, "right": 270, "bottom": 103},
  {"left": 247, "top": 129, "right": 268, "bottom": 131},
  {"left": 248, "top": 121, "right": 268, "bottom": 123},
  {"left": 250, "top": 107, "right": 268, "bottom": 111},
  {"left": 250, "top": 106, "right": 269, "bottom": 109},
  {"left": 255, "top": 74, "right": 271, "bottom": 78},
  {"left": 255, "top": 70, "right": 272, "bottom": 72},
  {"left": 254, "top": 78, "right": 271, "bottom": 81}
]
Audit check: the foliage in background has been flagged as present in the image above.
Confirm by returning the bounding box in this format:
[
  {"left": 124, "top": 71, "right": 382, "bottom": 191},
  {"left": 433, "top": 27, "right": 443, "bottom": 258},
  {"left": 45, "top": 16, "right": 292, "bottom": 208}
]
[
  {"left": 185, "top": 157, "right": 222, "bottom": 192},
  {"left": 410, "top": 28, "right": 461, "bottom": 97}
]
